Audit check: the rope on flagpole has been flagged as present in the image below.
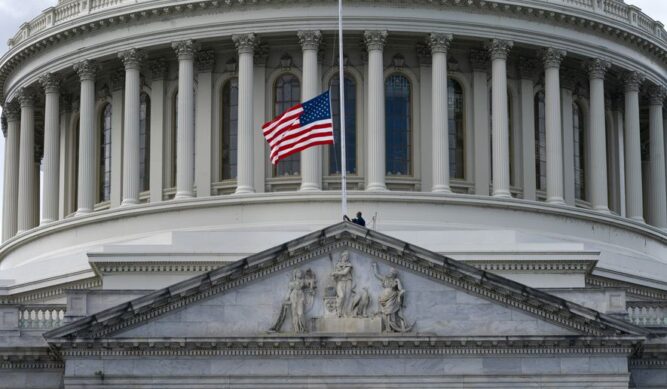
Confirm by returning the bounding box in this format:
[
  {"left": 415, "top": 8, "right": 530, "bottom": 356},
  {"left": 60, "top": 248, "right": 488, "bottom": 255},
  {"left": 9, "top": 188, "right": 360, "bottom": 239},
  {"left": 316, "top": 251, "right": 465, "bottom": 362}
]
[{"left": 338, "top": 0, "right": 348, "bottom": 219}]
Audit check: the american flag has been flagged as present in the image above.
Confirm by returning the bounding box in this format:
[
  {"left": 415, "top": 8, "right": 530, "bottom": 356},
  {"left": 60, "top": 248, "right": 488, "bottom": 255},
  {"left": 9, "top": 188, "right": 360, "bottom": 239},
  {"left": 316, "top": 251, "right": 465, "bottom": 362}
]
[{"left": 262, "top": 91, "right": 335, "bottom": 165}]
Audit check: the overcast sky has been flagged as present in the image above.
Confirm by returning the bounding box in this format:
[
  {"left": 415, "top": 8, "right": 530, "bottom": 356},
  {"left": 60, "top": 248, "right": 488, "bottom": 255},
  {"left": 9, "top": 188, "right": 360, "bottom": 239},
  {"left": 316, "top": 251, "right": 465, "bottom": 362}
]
[{"left": 0, "top": 0, "right": 663, "bottom": 232}]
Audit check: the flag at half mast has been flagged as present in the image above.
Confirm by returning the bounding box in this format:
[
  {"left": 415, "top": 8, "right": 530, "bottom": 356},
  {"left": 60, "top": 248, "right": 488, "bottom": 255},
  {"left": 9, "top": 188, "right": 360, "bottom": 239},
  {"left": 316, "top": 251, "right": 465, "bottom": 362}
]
[{"left": 262, "top": 91, "right": 334, "bottom": 165}]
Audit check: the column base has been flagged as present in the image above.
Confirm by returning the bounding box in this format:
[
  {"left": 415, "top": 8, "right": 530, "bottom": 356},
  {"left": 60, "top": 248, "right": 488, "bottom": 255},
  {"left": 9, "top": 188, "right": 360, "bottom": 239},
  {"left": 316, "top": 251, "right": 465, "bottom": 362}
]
[
  {"left": 366, "top": 183, "right": 388, "bottom": 192},
  {"left": 492, "top": 189, "right": 512, "bottom": 198},
  {"left": 431, "top": 185, "right": 452, "bottom": 194},
  {"left": 546, "top": 197, "right": 566, "bottom": 205},
  {"left": 174, "top": 191, "right": 194, "bottom": 200},
  {"left": 39, "top": 219, "right": 55, "bottom": 226},
  {"left": 235, "top": 186, "right": 255, "bottom": 195},
  {"left": 121, "top": 199, "right": 140, "bottom": 207},
  {"left": 593, "top": 206, "right": 611, "bottom": 214},
  {"left": 299, "top": 183, "right": 322, "bottom": 192},
  {"left": 628, "top": 216, "right": 645, "bottom": 224},
  {"left": 75, "top": 209, "right": 92, "bottom": 217}
]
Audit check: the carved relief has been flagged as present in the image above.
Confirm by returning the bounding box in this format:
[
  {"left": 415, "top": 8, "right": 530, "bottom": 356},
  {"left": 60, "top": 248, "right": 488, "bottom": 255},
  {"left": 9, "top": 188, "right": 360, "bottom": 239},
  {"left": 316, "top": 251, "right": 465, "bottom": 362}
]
[
  {"left": 372, "top": 262, "right": 413, "bottom": 333},
  {"left": 73, "top": 60, "right": 97, "bottom": 81},
  {"left": 585, "top": 58, "right": 611, "bottom": 80},
  {"left": 363, "top": 30, "right": 388, "bottom": 51},
  {"left": 268, "top": 268, "right": 317, "bottom": 333},
  {"left": 118, "top": 48, "right": 145, "bottom": 70}
]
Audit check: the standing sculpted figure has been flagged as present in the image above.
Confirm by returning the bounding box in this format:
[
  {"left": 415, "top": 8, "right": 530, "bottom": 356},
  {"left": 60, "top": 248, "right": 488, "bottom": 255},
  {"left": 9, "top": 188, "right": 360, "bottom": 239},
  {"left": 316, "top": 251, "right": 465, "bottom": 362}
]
[
  {"left": 371, "top": 263, "right": 413, "bottom": 332},
  {"left": 269, "top": 269, "right": 316, "bottom": 333},
  {"left": 331, "top": 251, "right": 354, "bottom": 317}
]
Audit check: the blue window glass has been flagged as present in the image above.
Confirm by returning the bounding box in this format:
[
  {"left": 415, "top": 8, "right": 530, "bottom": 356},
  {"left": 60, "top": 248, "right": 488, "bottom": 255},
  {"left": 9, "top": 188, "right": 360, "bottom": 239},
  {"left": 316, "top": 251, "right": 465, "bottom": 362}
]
[
  {"left": 534, "top": 91, "right": 546, "bottom": 192},
  {"left": 329, "top": 75, "right": 357, "bottom": 175},
  {"left": 573, "top": 103, "right": 586, "bottom": 200},
  {"left": 448, "top": 79, "right": 464, "bottom": 179},
  {"left": 273, "top": 74, "right": 301, "bottom": 176},
  {"left": 140, "top": 93, "right": 151, "bottom": 192},
  {"left": 385, "top": 74, "right": 411, "bottom": 176},
  {"left": 222, "top": 78, "right": 239, "bottom": 180},
  {"left": 99, "top": 104, "right": 112, "bottom": 202}
]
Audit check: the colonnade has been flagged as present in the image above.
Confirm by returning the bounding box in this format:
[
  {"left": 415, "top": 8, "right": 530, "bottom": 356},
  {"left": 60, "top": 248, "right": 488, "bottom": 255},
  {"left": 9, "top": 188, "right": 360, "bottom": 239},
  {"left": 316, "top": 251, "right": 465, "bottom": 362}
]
[{"left": 2, "top": 30, "right": 667, "bottom": 242}]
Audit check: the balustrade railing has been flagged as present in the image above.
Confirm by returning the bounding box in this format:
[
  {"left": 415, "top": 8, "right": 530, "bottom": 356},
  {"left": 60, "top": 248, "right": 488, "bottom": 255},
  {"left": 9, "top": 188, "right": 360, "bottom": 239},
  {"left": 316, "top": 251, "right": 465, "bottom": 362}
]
[
  {"left": 627, "top": 303, "right": 667, "bottom": 327},
  {"left": 18, "top": 305, "right": 66, "bottom": 330},
  {"left": 5, "top": 0, "right": 667, "bottom": 49}
]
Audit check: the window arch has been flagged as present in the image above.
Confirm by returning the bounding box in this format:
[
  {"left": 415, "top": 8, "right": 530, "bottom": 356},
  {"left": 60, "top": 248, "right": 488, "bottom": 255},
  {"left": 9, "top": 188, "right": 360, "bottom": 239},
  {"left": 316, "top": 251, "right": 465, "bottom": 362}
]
[
  {"left": 99, "top": 103, "right": 112, "bottom": 202},
  {"left": 273, "top": 73, "right": 301, "bottom": 176},
  {"left": 140, "top": 93, "right": 151, "bottom": 192},
  {"left": 221, "top": 78, "right": 239, "bottom": 180},
  {"left": 448, "top": 78, "right": 465, "bottom": 179},
  {"left": 573, "top": 102, "right": 586, "bottom": 201},
  {"left": 385, "top": 73, "right": 412, "bottom": 176},
  {"left": 329, "top": 74, "right": 357, "bottom": 175},
  {"left": 534, "top": 91, "right": 546, "bottom": 192}
]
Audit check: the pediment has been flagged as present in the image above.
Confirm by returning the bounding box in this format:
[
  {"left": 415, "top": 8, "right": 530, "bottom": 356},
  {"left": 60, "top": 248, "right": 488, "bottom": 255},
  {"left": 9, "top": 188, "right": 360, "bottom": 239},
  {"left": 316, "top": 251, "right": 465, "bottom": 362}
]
[{"left": 45, "top": 222, "right": 645, "bottom": 342}]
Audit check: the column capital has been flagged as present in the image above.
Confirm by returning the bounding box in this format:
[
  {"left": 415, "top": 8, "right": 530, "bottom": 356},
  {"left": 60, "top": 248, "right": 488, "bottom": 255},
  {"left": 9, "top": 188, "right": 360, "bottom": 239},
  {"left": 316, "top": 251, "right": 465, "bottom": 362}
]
[
  {"left": 623, "top": 71, "right": 645, "bottom": 93},
  {"left": 196, "top": 48, "right": 216, "bottom": 72},
  {"left": 3, "top": 100, "right": 21, "bottom": 122},
  {"left": 73, "top": 59, "right": 97, "bottom": 81},
  {"left": 149, "top": 59, "right": 168, "bottom": 81},
  {"left": 469, "top": 49, "right": 489, "bottom": 71},
  {"left": 118, "top": 48, "right": 145, "bottom": 70},
  {"left": 428, "top": 33, "right": 453, "bottom": 54},
  {"left": 541, "top": 48, "right": 567, "bottom": 69},
  {"left": 110, "top": 68, "right": 125, "bottom": 92},
  {"left": 488, "top": 39, "right": 513, "bottom": 60},
  {"left": 585, "top": 58, "right": 611, "bottom": 80},
  {"left": 363, "top": 30, "right": 388, "bottom": 51},
  {"left": 232, "top": 33, "right": 258, "bottom": 55},
  {"left": 38, "top": 73, "right": 61, "bottom": 94},
  {"left": 297, "top": 30, "right": 322, "bottom": 51},
  {"left": 17, "top": 88, "right": 34, "bottom": 108},
  {"left": 172, "top": 40, "right": 198, "bottom": 60},
  {"left": 648, "top": 84, "right": 667, "bottom": 106}
]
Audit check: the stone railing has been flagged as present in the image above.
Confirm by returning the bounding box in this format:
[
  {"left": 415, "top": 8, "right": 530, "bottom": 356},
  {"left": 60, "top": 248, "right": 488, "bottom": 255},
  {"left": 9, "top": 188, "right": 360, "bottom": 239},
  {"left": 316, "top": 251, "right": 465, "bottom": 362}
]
[
  {"left": 627, "top": 302, "right": 667, "bottom": 327},
  {"left": 5, "top": 0, "right": 667, "bottom": 49},
  {"left": 18, "top": 305, "right": 66, "bottom": 330}
]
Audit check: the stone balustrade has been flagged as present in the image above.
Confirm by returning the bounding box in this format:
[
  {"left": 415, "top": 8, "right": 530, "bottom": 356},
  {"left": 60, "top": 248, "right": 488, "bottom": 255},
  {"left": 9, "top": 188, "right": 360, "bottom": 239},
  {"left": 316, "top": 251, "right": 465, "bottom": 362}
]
[
  {"left": 5, "top": 0, "right": 667, "bottom": 49},
  {"left": 18, "top": 305, "right": 66, "bottom": 330},
  {"left": 627, "top": 303, "right": 667, "bottom": 327}
]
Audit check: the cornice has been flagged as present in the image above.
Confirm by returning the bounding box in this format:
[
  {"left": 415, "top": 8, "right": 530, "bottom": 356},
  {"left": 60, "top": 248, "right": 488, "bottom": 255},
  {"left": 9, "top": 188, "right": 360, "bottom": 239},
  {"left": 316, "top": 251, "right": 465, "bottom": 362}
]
[
  {"left": 0, "top": 276, "right": 101, "bottom": 304},
  {"left": 464, "top": 259, "right": 596, "bottom": 274},
  {"left": 587, "top": 275, "right": 667, "bottom": 301}
]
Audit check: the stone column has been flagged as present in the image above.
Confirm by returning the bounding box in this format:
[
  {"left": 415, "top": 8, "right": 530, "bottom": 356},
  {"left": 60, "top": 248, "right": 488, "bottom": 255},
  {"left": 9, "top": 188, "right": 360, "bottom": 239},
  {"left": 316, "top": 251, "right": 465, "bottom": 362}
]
[
  {"left": 232, "top": 33, "right": 257, "bottom": 194},
  {"left": 560, "top": 71, "right": 576, "bottom": 206},
  {"left": 172, "top": 40, "right": 197, "bottom": 199},
  {"left": 364, "top": 30, "right": 388, "bottom": 192},
  {"left": 429, "top": 33, "right": 453, "bottom": 193},
  {"left": 17, "top": 90, "right": 36, "bottom": 233},
  {"left": 541, "top": 48, "right": 567, "bottom": 205},
  {"left": 298, "top": 30, "right": 323, "bottom": 192},
  {"left": 623, "top": 72, "right": 645, "bottom": 222},
  {"left": 73, "top": 60, "right": 97, "bottom": 215},
  {"left": 586, "top": 59, "right": 611, "bottom": 213},
  {"left": 149, "top": 60, "right": 167, "bottom": 203},
  {"left": 2, "top": 102, "right": 20, "bottom": 241},
  {"left": 471, "top": 50, "right": 490, "bottom": 196},
  {"left": 489, "top": 39, "right": 513, "bottom": 198},
  {"left": 648, "top": 85, "right": 667, "bottom": 229},
  {"left": 38, "top": 73, "right": 61, "bottom": 224},
  {"left": 518, "top": 59, "right": 537, "bottom": 201},
  {"left": 118, "top": 49, "right": 145, "bottom": 206},
  {"left": 195, "top": 49, "right": 215, "bottom": 198}
]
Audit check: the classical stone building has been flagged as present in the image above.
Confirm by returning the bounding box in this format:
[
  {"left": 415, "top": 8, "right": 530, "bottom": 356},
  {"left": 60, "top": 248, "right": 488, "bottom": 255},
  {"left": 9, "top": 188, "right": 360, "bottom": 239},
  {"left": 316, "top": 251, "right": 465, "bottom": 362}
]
[{"left": 0, "top": 0, "right": 666, "bottom": 387}]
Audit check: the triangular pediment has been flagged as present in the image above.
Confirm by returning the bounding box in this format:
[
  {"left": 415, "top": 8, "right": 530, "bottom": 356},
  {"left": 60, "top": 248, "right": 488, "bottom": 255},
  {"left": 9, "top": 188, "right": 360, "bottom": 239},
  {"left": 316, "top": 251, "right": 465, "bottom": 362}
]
[{"left": 45, "top": 222, "right": 645, "bottom": 342}]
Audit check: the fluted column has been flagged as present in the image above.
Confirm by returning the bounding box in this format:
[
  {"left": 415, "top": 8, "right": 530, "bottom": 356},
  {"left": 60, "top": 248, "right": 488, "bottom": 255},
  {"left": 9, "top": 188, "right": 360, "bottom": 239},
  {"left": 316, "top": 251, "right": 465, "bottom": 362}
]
[
  {"left": 17, "top": 90, "right": 35, "bottom": 233},
  {"left": 365, "top": 30, "right": 388, "bottom": 192},
  {"left": 471, "top": 50, "right": 490, "bottom": 196},
  {"left": 586, "top": 59, "right": 611, "bottom": 213},
  {"left": 518, "top": 59, "right": 537, "bottom": 201},
  {"left": 648, "top": 85, "right": 667, "bottom": 229},
  {"left": 623, "top": 72, "right": 645, "bottom": 222},
  {"left": 2, "top": 102, "right": 20, "bottom": 240},
  {"left": 119, "top": 49, "right": 145, "bottom": 206},
  {"left": 298, "top": 30, "right": 323, "bottom": 192},
  {"left": 560, "top": 71, "right": 576, "bottom": 206},
  {"left": 73, "top": 60, "right": 97, "bottom": 215},
  {"left": 232, "top": 33, "right": 257, "bottom": 194},
  {"left": 489, "top": 39, "right": 513, "bottom": 198},
  {"left": 429, "top": 33, "right": 453, "bottom": 193},
  {"left": 172, "top": 40, "right": 197, "bottom": 199},
  {"left": 38, "top": 74, "right": 61, "bottom": 224},
  {"left": 541, "top": 48, "right": 567, "bottom": 205},
  {"left": 149, "top": 60, "right": 167, "bottom": 203}
]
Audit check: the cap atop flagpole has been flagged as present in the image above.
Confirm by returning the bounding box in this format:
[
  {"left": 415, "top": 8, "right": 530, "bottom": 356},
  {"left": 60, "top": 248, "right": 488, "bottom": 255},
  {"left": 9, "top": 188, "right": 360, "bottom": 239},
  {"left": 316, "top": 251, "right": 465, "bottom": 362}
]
[{"left": 338, "top": 0, "right": 348, "bottom": 219}]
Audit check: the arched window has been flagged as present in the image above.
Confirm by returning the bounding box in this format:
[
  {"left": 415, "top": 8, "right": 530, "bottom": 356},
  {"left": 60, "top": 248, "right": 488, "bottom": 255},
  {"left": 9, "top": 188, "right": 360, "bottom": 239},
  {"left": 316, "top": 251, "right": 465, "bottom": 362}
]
[
  {"left": 385, "top": 73, "right": 411, "bottom": 176},
  {"left": 573, "top": 102, "right": 586, "bottom": 201},
  {"left": 329, "top": 74, "right": 356, "bottom": 175},
  {"left": 140, "top": 93, "right": 151, "bottom": 192},
  {"left": 273, "top": 74, "right": 301, "bottom": 176},
  {"left": 99, "top": 104, "right": 112, "bottom": 202},
  {"left": 448, "top": 78, "right": 465, "bottom": 179},
  {"left": 221, "top": 78, "right": 239, "bottom": 180},
  {"left": 534, "top": 91, "right": 546, "bottom": 192}
]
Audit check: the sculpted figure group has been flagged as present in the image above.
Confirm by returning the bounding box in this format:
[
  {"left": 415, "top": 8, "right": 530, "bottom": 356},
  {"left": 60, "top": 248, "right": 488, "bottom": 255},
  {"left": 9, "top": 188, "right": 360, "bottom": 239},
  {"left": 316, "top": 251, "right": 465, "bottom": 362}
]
[{"left": 269, "top": 250, "right": 413, "bottom": 334}]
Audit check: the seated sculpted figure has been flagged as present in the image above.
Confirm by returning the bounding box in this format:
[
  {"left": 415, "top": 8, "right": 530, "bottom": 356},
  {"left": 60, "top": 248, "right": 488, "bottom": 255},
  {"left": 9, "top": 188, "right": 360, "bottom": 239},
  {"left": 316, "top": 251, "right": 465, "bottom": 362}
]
[{"left": 371, "top": 262, "right": 413, "bottom": 333}]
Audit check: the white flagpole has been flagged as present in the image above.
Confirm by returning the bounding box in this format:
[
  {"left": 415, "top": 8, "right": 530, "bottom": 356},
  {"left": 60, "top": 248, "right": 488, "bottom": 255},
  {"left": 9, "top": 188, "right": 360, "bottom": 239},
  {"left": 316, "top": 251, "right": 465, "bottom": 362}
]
[{"left": 338, "top": 0, "right": 348, "bottom": 219}]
